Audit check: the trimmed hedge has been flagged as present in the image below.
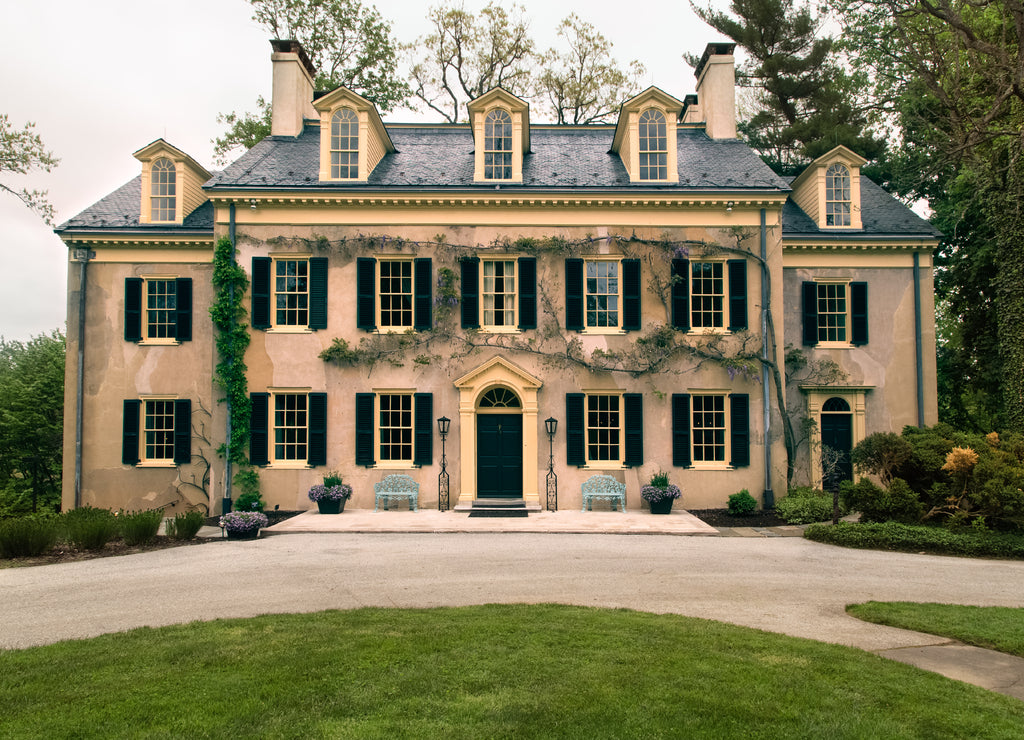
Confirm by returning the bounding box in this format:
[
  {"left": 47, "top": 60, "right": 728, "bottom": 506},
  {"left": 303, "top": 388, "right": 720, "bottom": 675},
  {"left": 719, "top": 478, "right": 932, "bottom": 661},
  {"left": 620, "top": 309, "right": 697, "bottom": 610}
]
[
  {"left": 776, "top": 486, "right": 846, "bottom": 524},
  {"left": 804, "top": 521, "right": 1024, "bottom": 559}
]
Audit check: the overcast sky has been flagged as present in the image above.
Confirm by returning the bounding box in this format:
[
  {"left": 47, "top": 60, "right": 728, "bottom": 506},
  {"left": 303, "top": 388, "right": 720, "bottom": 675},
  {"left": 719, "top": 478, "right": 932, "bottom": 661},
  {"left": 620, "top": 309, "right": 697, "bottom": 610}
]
[{"left": 0, "top": 0, "right": 724, "bottom": 341}]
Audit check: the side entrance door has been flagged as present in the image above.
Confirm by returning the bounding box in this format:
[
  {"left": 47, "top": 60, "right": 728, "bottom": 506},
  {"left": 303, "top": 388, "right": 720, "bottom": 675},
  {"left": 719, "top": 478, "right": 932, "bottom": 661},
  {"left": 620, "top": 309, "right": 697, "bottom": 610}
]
[
  {"left": 820, "top": 412, "right": 853, "bottom": 487},
  {"left": 477, "top": 414, "right": 523, "bottom": 498}
]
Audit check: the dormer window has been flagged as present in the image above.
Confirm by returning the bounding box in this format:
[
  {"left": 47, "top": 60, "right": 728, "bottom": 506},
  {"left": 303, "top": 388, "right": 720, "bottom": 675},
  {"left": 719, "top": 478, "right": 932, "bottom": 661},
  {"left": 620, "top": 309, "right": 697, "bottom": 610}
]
[
  {"left": 330, "top": 108, "right": 359, "bottom": 179},
  {"left": 484, "top": 109, "right": 513, "bottom": 180},
  {"left": 826, "top": 163, "right": 852, "bottom": 226},
  {"left": 150, "top": 158, "right": 176, "bottom": 222},
  {"left": 638, "top": 109, "right": 668, "bottom": 180}
]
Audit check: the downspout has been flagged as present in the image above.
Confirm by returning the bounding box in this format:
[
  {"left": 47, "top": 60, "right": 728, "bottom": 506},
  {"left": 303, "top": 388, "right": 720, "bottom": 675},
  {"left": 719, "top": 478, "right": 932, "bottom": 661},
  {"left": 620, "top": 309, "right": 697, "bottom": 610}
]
[
  {"left": 73, "top": 247, "right": 91, "bottom": 509},
  {"left": 761, "top": 209, "right": 774, "bottom": 508},
  {"left": 222, "top": 203, "right": 236, "bottom": 514},
  {"left": 913, "top": 251, "right": 925, "bottom": 427}
]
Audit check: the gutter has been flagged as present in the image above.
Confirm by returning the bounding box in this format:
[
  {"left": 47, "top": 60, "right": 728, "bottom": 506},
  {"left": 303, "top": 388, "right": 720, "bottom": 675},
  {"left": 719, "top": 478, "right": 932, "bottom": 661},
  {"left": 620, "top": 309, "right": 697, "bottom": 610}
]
[
  {"left": 761, "top": 208, "right": 774, "bottom": 508},
  {"left": 914, "top": 252, "right": 925, "bottom": 427},
  {"left": 73, "top": 247, "right": 92, "bottom": 509},
  {"left": 223, "top": 203, "right": 236, "bottom": 515}
]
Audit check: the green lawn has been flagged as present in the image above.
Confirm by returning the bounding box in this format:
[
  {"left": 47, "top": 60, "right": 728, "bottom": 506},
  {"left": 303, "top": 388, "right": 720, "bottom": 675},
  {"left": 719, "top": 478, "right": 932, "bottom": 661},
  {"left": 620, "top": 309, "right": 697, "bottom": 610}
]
[
  {"left": 2, "top": 605, "right": 1023, "bottom": 739},
  {"left": 848, "top": 601, "right": 1024, "bottom": 657}
]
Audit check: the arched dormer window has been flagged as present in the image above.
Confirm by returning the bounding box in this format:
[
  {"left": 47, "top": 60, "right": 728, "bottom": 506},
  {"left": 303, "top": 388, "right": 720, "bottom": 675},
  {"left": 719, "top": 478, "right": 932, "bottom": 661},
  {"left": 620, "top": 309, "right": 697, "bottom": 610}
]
[
  {"left": 331, "top": 108, "right": 359, "bottom": 179},
  {"left": 150, "top": 158, "right": 176, "bottom": 222},
  {"left": 826, "top": 163, "right": 852, "bottom": 226},
  {"left": 484, "top": 109, "right": 513, "bottom": 180},
  {"left": 638, "top": 109, "right": 668, "bottom": 180}
]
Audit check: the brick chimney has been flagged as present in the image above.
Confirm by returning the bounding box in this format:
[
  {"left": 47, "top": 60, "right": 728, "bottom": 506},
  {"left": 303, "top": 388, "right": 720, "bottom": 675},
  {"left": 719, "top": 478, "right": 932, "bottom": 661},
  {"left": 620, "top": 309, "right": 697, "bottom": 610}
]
[
  {"left": 693, "top": 43, "right": 737, "bottom": 139},
  {"left": 270, "top": 39, "right": 317, "bottom": 137}
]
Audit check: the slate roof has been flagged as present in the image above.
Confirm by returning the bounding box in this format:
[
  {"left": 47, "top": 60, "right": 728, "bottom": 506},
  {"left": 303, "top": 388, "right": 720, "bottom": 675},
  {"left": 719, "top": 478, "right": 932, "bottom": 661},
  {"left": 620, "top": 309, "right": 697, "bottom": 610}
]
[
  {"left": 206, "top": 124, "right": 791, "bottom": 191},
  {"left": 781, "top": 175, "right": 940, "bottom": 239},
  {"left": 56, "top": 176, "right": 214, "bottom": 232}
]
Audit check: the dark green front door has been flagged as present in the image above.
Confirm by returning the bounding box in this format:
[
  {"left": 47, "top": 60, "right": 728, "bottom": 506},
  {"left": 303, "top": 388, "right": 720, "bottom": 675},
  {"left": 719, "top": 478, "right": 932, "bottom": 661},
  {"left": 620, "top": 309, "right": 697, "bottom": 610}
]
[
  {"left": 820, "top": 413, "right": 853, "bottom": 486},
  {"left": 477, "top": 414, "right": 523, "bottom": 498}
]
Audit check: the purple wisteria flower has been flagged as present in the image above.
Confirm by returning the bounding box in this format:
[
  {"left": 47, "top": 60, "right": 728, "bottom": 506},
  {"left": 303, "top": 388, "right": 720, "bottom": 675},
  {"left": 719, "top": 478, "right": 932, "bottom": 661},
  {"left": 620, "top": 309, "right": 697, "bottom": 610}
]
[
  {"left": 640, "top": 484, "right": 682, "bottom": 504},
  {"left": 219, "top": 511, "right": 269, "bottom": 533},
  {"left": 308, "top": 483, "right": 353, "bottom": 502}
]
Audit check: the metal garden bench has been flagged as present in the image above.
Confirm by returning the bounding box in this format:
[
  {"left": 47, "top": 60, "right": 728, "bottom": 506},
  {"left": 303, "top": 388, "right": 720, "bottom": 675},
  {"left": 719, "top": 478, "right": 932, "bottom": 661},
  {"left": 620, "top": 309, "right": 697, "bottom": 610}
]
[
  {"left": 581, "top": 474, "right": 626, "bottom": 512},
  {"left": 374, "top": 474, "right": 420, "bottom": 512}
]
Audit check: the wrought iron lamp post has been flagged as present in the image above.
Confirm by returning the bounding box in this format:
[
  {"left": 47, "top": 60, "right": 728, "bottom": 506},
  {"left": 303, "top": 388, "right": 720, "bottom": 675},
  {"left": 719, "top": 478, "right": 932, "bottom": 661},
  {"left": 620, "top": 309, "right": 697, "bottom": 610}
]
[
  {"left": 437, "top": 416, "right": 450, "bottom": 511},
  {"left": 545, "top": 417, "right": 558, "bottom": 511}
]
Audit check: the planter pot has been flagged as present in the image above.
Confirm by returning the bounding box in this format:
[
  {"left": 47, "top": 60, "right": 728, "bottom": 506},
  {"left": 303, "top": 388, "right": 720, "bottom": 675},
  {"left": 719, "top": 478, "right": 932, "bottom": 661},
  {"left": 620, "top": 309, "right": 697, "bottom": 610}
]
[
  {"left": 317, "top": 498, "right": 346, "bottom": 515},
  {"left": 649, "top": 498, "right": 674, "bottom": 515},
  {"left": 226, "top": 529, "right": 260, "bottom": 540}
]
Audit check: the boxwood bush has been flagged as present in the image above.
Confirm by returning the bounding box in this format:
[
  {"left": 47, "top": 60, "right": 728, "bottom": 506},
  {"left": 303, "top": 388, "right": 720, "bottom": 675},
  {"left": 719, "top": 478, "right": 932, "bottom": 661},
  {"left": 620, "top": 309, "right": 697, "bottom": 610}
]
[
  {"left": 776, "top": 486, "right": 846, "bottom": 524},
  {"left": 728, "top": 490, "right": 757, "bottom": 516},
  {"left": 805, "top": 521, "right": 1024, "bottom": 559}
]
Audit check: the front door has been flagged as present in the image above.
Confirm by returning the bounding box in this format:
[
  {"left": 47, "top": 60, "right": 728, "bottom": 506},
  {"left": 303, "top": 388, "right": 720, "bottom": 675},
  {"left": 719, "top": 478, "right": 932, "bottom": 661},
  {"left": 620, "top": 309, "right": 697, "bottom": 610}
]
[
  {"left": 476, "top": 414, "right": 523, "bottom": 498},
  {"left": 820, "top": 413, "right": 853, "bottom": 487}
]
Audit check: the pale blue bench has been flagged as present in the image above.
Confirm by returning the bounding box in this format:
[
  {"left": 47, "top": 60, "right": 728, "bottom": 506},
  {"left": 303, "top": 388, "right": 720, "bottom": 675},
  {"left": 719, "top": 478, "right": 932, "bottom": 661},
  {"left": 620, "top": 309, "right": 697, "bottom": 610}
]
[
  {"left": 581, "top": 474, "right": 626, "bottom": 512},
  {"left": 374, "top": 474, "right": 420, "bottom": 511}
]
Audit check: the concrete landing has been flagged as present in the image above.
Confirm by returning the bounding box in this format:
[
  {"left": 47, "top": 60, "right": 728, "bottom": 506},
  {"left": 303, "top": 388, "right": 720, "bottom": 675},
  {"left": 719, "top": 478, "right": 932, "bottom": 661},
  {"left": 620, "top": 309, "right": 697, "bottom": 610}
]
[{"left": 877, "top": 642, "right": 1024, "bottom": 702}]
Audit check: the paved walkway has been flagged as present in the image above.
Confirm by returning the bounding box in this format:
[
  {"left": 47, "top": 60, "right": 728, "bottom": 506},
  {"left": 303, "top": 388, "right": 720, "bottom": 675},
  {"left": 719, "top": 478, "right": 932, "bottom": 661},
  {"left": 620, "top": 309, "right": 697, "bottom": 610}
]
[{"left": 4, "top": 518, "right": 1023, "bottom": 702}]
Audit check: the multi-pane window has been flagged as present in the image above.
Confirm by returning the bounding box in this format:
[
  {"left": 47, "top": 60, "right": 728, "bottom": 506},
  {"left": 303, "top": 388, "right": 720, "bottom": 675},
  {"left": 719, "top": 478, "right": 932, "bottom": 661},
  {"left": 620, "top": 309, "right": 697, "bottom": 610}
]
[
  {"left": 379, "top": 393, "right": 413, "bottom": 462},
  {"left": 484, "top": 109, "right": 513, "bottom": 179},
  {"left": 817, "top": 283, "right": 848, "bottom": 342},
  {"left": 330, "top": 108, "right": 359, "bottom": 179},
  {"left": 380, "top": 260, "right": 413, "bottom": 328},
  {"left": 274, "top": 394, "right": 308, "bottom": 462},
  {"left": 587, "top": 395, "right": 621, "bottom": 463},
  {"left": 143, "top": 400, "right": 175, "bottom": 461},
  {"left": 146, "top": 279, "right": 177, "bottom": 339},
  {"left": 274, "top": 259, "right": 309, "bottom": 326},
  {"left": 691, "top": 262, "right": 724, "bottom": 328},
  {"left": 692, "top": 395, "right": 726, "bottom": 463},
  {"left": 586, "top": 261, "right": 619, "bottom": 328},
  {"left": 825, "top": 163, "right": 852, "bottom": 226},
  {"left": 482, "top": 259, "right": 516, "bottom": 328},
  {"left": 151, "top": 158, "right": 176, "bottom": 222},
  {"left": 638, "top": 109, "right": 668, "bottom": 180}
]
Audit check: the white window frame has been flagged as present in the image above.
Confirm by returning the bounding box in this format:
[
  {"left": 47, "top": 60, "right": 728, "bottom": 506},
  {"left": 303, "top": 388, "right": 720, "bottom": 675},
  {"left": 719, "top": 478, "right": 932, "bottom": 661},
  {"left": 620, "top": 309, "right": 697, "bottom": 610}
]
[
  {"left": 815, "top": 280, "right": 851, "bottom": 347},
  {"left": 375, "top": 390, "right": 415, "bottom": 468},
  {"left": 484, "top": 109, "right": 513, "bottom": 180},
  {"left": 583, "top": 258, "right": 624, "bottom": 334},
  {"left": 690, "top": 393, "right": 730, "bottom": 469},
  {"left": 270, "top": 390, "right": 311, "bottom": 468},
  {"left": 270, "top": 255, "right": 311, "bottom": 333},
  {"left": 689, "top": 260, "right": 726, "bottom": 331},
  {"left": 150, "top": 158, "right": 177, "bottom": 222},
  {"left": 330, "top": 108, "right": 359, "bottom": 180},
  {"left": 137, "top": 395, "right": 178, "bottom": 467},
  {"left": 825, "top": 163, "right": 852, "bottom": 227},
  {"left": 638, "top": 109, "right": 668, "bottom": 181},
  {"left": 377, "top": 257, "right": 414, "bottom": 332},
  {"left": 480, "top": 258, "right": 518, "bottom": 332},
  {"left": 584, "top": 392, "right": 624, "bottom": 469}
]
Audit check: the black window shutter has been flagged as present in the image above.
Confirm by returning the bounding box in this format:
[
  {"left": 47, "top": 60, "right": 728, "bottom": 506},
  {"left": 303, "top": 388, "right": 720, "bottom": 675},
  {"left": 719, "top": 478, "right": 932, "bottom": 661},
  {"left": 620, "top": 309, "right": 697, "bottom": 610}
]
[
  {"left": 460, "top": 257, "right": 480, "bottom": 329},
  {"left": 308, "top": 392, "right": 327, "bottom": 466},
  {"left": 125, "top": 278, "right": 143, "bottom": 342},
  {"left": 355, "top": 393, "right": 376, "bottom": 466},
  {"left": 727, "top": 259, "right": 748, "bottom": 331},
  {"left": 173, "top": 399, "right": 192, "bottom": 465},
  {"left": 414, "top": 258, "right": 433, "bottom": 331},
  {"left": 249, "top": 393, "right": 269, "bottom": 466},
  {"left": 252, "top": 257, "right": 271, "bottom": 330},
  {"left": 672, "top": 394, "right": 691, "bottom": 468},
  {"left": 174, "top": 278, "right": 192, "bottom": 341},
  {"left": 565, "top": 259, "right": 584, "bottom": 331},
  {"left": 414, "top": 393, "right": 433, "bottom": 466},
  {"left": 518, "top": 257, "right": 537, "bottom": 329},
  {"left": 671, "top": 259, "right": 690, "bottom": 331},
  {"left": 356, "top": 258, "right": 377, "bottom": 331},
  {"left": 729, "top": 393, "right": 750, "bottom": 468},
  {"left": 802, "top": 281, "right": 818, "bottom": 346},
  {"left": 566, "top": 393, "right": 585, "bottom": 466},
  {"left": 122, "top": 399, "right": 140, "bottom": 465},
  {"left": 309, "top": 258, "right": 328, "bottom": 330},
  {"left": 622, "top": 259, "right": 641, "bottom": 331},
  {"left": 624, "top": 393, "right": 644, "bottom": 466},
  {"left": 851, "top": 282, "right": 869, "bottom": 345}
]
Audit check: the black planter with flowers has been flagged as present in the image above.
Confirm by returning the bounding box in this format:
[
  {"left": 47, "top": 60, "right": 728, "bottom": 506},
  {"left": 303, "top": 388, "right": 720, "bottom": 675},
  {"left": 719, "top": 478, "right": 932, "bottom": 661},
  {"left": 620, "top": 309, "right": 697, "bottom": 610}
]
[
  {"left": 309, "top": 472, "right": 353, "bottom": 514},
  {"left": 640, "top": 471, "right": 682, "bottom": 515},
  {"left": 220, "top": 511, "right": 269, "bottom": 539}
]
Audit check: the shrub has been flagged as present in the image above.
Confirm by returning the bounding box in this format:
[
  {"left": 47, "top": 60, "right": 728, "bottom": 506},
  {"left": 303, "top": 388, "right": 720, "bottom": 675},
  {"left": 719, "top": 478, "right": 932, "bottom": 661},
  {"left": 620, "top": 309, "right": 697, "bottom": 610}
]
[
  {"left": 119, "top": 509, "right": 164, "bottom": 546},
  {"left": 648, "top": 470, "right": 670, "bottom": 489},
  {"left": 234, "top": 491, "right": 265, "bottom": 512},
  {"left": 776, "top": 486, "right": 845, "bottom": 524},
  {"left": 323, "top": 471, "right": 345, "bottom": 488},
  {"left": 0, "top": 516, "right": 59, "bottom": 558},
  {"left": 62, "top": 506, "right": 119, "bottom": 551},
  {"left": 728, "top": 490, "right": 757, "bottom": 516},
  {"left": 841, "top": 478, "right": 923, "bottom": 524},
  {"left": 851, "top": 432, "right": 913, "bottom": 485},
  {"left": 165, "top": 510, "right": 206, "bottom": 540},
  {"left": 804, "top": 521, "right": 1024, "bottom": 559}
]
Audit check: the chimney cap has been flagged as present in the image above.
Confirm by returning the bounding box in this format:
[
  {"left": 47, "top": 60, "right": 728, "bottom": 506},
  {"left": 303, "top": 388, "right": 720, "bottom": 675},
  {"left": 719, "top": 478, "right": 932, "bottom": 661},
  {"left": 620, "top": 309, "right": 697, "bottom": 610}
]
[
  {"left": 694, "top": 42, "right": 736, "bottom": 79},
  {"left": 270, "top": 39, "right": 317, "bottom": 80}
]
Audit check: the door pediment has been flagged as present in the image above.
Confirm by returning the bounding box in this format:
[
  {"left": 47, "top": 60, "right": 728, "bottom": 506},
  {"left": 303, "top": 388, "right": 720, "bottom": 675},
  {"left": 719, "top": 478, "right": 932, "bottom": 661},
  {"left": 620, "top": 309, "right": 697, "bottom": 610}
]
[{"left": 454, "top": 356, "right": 542, "bottom": 394}]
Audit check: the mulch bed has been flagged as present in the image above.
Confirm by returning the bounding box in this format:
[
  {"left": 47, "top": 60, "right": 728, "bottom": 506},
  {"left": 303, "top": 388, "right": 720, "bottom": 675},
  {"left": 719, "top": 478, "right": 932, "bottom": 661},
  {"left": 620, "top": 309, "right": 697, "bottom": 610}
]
[
  {"left": 688, "top": 508, "right": 792, "bottom": 528},
  {"left": 0, "top": 536, "right": 212, "bottom": 569}
]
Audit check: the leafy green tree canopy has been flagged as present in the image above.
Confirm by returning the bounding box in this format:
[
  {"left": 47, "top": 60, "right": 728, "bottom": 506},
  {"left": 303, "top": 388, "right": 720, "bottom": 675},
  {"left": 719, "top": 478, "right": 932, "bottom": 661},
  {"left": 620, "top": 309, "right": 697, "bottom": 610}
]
[{"left": 0, "top": 114, "right": 59, "bottom": 225}]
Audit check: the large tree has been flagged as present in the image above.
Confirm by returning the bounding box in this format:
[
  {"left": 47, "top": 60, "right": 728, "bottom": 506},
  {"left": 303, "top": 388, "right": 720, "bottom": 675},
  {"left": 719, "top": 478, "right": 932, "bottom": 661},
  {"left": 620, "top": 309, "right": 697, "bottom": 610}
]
[
  {"left": 836, "top": 0, "right": 1024, "bottom": 431},
  {"left": 0, "top": 114, "right": 59, "bottom": 225},
  {"left": 0, "top": 331, "right": 65, "bottom": 516},
  {"left": 214, "top": 0, "right": 408, "bottom": 162},
  {"left": 690, "top": 0, "right": 885, "bottom": 175}
]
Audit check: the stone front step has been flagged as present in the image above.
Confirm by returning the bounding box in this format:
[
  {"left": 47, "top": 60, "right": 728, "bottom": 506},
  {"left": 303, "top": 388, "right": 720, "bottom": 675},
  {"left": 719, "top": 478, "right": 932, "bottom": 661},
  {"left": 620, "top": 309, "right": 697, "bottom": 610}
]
[{"left": 467, "top": 498, "right": 531, "bottom": 518}]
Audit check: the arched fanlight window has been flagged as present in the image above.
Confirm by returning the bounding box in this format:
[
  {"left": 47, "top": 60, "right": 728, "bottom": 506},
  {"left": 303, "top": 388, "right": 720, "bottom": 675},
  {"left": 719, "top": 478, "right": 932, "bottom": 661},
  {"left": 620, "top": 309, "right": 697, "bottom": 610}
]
[
  {"left": 822, "top": 397, "right": 851, "bottom": 412},
  {"left": 825, "top": 163, "right": 852, "bottom": 226},
  {"left": 150, "top": 158, "right": 176, "bottom": 222},
  {"left": 638, "top": 109, "right": 668, "bottom": 180},
  {"left": 479, "top": 387, "right": 521, "bottom": 408},
  {"left": 484, "top": 109, "right": 512, "bottom": 179},
  {"left": 331, "top": 108, "right": 359, "bottom": 179}
]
